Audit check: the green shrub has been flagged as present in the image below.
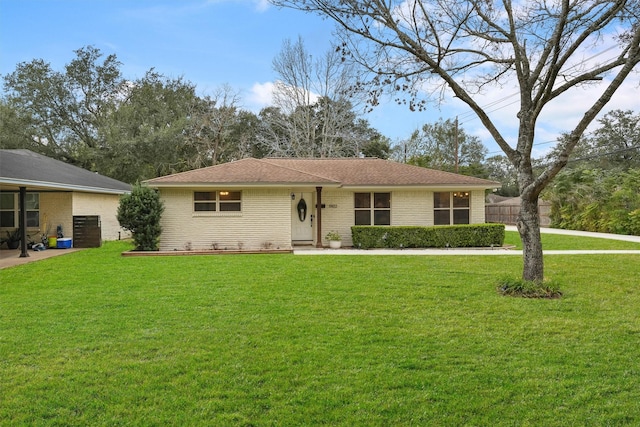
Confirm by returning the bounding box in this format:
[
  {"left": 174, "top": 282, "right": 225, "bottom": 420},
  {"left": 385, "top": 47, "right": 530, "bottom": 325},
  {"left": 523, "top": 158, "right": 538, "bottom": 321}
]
[
  {"left": 117, "top": 183, "right": 164, "bottom": 251},
  {"left": 351, "top": 224, "right": 505, "bottom": 249},
  {"left": 497, "top": 276, "right": 562, "bottom": 299},
  {"left": 548, "top": 168, "right": 640, "bottom": 235}
]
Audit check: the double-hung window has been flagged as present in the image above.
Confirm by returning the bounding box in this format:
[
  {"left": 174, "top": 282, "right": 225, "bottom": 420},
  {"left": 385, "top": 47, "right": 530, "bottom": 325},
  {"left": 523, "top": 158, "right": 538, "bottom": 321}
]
[
  {"left": 354, "top": 192, "right": 391, "bottom": 225},
  {"left": 0, "top": 193, "right": 39, "bottom": 228},
  {"left": 434, "top": 192, "right": 470, "bottom": 225},
  {"left": 194, "top": 191, "right": 241, "bottom": 212}
]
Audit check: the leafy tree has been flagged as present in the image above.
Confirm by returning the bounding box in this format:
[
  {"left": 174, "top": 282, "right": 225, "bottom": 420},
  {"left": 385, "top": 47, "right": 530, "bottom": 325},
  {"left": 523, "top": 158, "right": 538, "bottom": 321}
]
[
  {"left": 545, "top": 110, "right": 640, "bottom": 171},
  {"left": 361, "top": 132, "right": 392, "bottom": 159},
  {"left": 0, "top": 99, "right": 38, "bottom": 150},
  {"left": 2, "top": 46, "right": 230, "bottom": 183},
  {"left": 402, "top": 118, "right": 487, "bottom": 174},
  {"left": 581, "top": 110, "right": 640, "bottom": 169},
  {"left": 231, "top": 109, "right": 266, "bottom": 159},
  {"left": 272, "top": 0, "right": 640, "bottom": 283},
  {"left": 3, "top": 46, "right": 123, "bottom": 168},
  {"left": 117, "top": 183, "right": 164, "bottom": 251},
  {"left": 99, "top": 71, "right": 199, "bottom": 182},
  {"left": 485, "top": 155, "right": 519, "bottom": 196}
]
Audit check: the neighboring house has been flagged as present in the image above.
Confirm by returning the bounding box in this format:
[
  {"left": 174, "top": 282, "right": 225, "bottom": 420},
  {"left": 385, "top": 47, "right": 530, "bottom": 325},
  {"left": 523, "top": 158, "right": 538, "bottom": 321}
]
[
  {"left": 0, "top": 150, "right": 131, "bottom": 250},
  {"left": 144, "top": 157, "right": 499, "bottom": 251}
]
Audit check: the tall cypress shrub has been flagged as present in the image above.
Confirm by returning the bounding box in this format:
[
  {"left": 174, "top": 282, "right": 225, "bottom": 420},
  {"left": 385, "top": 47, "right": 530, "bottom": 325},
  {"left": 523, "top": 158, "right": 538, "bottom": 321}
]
[{"left": 117, "top": 183, "right": 164, "bottom": 251}]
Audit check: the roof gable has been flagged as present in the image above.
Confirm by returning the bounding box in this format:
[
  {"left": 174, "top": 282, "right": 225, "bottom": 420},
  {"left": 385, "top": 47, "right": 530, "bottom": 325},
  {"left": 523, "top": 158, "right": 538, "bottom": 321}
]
[{"left": 0, "top": 150, "right": 131, "bottom": 193}]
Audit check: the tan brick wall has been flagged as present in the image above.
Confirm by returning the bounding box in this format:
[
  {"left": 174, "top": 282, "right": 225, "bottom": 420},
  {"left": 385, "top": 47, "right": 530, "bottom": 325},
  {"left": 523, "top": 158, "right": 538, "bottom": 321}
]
[
  {"left": 321, "top": 189, "right": 487, "bottom": 246},
  {"left": 470, "top": 190, "right": 486, "bottom": 224},
  {"left": 157, "top": 187, "right": 489, "bottom": 250},
  {"left": 318, "top": 190, "right": 354, "bottom": 246},
  {"left": 158, "top": 188, "right": 292, "bottom": 251},
  {"left": 72, "top": 192, "right": 130, "bottom": 241},
  {"left": 391, "top": 190, "right": 432, "bottom": 226},
  {"left": 39, "top": 192, "right": 73, "bottom": 240},
  {"left": 2, "top": 191, "right": 128, "bottom": 244}
]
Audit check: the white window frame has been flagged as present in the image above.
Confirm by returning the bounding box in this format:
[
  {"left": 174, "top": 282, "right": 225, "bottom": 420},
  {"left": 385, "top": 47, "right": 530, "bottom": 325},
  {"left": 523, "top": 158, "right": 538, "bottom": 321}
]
[{"left": 0, "top": 192, "right": 39, "bottom": 228}]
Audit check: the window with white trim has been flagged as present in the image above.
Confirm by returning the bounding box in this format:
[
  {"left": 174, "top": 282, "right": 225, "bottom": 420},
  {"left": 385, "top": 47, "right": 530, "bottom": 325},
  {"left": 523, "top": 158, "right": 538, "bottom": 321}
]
[
  {"left": 354, "top": 192, "right": 391, "bottom": 225},
  {"left": 194, "top": 191, "right": 241, "bottom": 212},
  {"left": 0, "top": 193, "right": 15, "bottom": 228},
  {"left": 0, "top": 193, "right": 40, "bottom": 228},
  {"left": 434, "top": 192, "right": 470, "bottom": 225}
]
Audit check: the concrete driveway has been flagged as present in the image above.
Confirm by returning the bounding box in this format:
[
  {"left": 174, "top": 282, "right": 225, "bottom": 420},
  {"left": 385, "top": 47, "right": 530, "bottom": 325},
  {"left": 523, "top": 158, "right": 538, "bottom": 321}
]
[{"left": 0, "top": 248, "right": 82, "bottom": 270}]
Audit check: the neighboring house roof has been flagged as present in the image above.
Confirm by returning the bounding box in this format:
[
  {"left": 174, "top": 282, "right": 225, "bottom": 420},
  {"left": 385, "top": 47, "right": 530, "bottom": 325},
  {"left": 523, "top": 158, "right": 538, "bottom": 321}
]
[
  {"left": 145, "top": 157, "right": 499, "bottom": 189},
  {"left": 0, "top": 149, "right": 131, "bottom": 194}
]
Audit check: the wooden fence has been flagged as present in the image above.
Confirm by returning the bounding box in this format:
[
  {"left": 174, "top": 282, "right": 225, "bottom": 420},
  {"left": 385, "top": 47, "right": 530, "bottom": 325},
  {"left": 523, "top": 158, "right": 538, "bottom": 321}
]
[{"left": 485, "top": 201, "right": 551, "bottom": 226}]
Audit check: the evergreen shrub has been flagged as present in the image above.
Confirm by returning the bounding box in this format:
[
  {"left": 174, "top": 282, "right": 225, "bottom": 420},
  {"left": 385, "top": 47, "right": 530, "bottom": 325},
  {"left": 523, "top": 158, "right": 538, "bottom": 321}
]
[
  {"left": 351, "top": 224, "right": 505, "bottom": 249},
  {"left": 117, "top": 183, "right": 164, "bottom": 251}
]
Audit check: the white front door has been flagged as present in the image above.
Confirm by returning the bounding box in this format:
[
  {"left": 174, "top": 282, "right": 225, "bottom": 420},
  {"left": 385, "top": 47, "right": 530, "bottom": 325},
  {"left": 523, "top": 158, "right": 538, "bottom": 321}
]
[{"left": 291, "top": 192, "right": 313, "bottom": 242}]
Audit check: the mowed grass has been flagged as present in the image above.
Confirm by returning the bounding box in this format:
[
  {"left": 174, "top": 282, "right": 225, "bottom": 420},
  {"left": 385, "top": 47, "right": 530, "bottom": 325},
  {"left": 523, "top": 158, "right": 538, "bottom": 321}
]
[
  {"left": 1, "top": 241, "right": 640, "bottom": 425},
  {"left": 504, "top": 230, "right": 640, "bottom": 250}
]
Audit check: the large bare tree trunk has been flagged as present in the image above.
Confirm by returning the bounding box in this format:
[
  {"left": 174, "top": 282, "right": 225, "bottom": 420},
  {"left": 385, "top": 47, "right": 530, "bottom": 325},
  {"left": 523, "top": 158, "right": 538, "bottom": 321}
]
[{"left": 517, "top": 196, "right": 543, "bottom": 283}]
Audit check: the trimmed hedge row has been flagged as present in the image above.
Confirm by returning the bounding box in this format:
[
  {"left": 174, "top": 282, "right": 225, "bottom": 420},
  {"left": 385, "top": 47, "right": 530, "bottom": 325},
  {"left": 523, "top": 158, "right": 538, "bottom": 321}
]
[{"left": 351, "top": 224, "right": 505, "bottom": 249}]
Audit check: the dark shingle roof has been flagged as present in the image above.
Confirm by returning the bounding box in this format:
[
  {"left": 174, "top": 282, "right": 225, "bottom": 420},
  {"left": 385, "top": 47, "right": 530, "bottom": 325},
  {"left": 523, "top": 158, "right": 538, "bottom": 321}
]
[
  {"left": 0, "top": 150, "right": 131, "bottom": 193},
  {"left": 145, "top": 157, "right": 499, "bottom": 189}
]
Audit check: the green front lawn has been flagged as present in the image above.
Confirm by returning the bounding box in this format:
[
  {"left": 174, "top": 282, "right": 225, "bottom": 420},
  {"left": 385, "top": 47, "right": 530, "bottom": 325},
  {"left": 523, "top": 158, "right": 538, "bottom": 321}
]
[
  {"left": 1, "top": 241, "right": 639, "bottom": 425},
  {"left": 504, "top": 230, "right": 640, "bottom": 250}
]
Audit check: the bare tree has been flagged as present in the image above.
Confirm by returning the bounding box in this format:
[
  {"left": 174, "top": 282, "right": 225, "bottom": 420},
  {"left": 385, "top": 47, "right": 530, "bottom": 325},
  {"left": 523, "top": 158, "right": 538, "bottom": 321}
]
[
  {"left": 185, "top": 84, "right": 244, "bottom": 167},
  {"left": 270, "top": 0, "right": 640, "bottom": 283},
  {"left": 263, "top": 36, "right": 366, "bottom": 157}
]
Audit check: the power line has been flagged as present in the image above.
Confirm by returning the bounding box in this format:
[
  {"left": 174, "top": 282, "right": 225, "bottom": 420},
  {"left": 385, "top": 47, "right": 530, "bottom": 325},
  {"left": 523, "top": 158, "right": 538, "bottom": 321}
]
[
  {"left": 567, "top": 145, "right": 640, "bottom": 163},
  {"left": 454, "top": 46, "right": 620, "bottom": 127},
  {"left": 486, "top": 139, "right": 558, "bottom": 156}
]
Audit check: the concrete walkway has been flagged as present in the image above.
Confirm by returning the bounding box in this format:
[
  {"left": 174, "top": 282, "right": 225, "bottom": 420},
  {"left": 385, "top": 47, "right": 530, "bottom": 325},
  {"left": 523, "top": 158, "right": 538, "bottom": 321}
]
[
  {"left": 294, "top": 226, "right": 640, "bottom": 256},
  {"left": 506, "top": 225, "right": 640, "bottom": 243},
  {"left": 295, "top": 248, "right": 640, "bottom": 256}
]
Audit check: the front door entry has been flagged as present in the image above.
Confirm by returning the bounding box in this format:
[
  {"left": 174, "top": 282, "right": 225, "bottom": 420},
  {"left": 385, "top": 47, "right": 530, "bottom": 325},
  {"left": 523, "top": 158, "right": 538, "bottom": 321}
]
[{"left": 291, "top": 192, "right": 313, "bottom": 243}]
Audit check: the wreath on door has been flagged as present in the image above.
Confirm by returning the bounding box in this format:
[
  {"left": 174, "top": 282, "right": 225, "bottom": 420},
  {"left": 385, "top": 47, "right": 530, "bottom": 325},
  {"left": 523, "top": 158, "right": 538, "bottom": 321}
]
[{"left": 297, "top": 198, "right": 307, "bottom": 222}]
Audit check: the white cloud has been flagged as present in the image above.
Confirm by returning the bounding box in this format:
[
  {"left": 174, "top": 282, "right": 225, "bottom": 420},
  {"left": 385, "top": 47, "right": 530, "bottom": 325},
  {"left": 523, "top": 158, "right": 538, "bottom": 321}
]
[
  {"left": 247, "top": 81, "right": 275, "bottom": 110},
  {"left": 252, "top": 0, "right": 271, "bottom": 12},
  {"left": 438, "top": 71, "right": 640, "bottom": 158}
]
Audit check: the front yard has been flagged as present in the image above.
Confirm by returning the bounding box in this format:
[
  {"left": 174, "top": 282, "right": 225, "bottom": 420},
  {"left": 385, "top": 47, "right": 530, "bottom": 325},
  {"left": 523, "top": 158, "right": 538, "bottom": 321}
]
[{"left": 1, "top": 239, "right": 639, "bottom": 425}]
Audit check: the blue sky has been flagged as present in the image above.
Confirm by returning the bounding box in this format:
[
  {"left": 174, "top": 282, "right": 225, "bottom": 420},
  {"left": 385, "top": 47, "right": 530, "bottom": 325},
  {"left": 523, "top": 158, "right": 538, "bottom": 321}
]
[{"left": 1, "top": 0, "right": 637, "bottom": 158}]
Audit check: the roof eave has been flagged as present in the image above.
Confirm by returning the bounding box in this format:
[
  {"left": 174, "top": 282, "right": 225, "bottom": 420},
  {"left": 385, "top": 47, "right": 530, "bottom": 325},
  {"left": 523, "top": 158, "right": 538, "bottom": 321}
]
[
  {"left": 144, "top": 182, "right": 342, "bottom": 189},
  {"left": 340, "top": 183, "right": 499, "bottom": 190},
  {"left": 0, "top": 178, "right": 131, "bottom": 194}
]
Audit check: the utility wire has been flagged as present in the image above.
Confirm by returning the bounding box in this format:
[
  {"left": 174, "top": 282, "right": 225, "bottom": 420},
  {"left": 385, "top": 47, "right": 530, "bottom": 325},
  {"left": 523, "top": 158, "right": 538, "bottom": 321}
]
[
  {"left": 486, "top": 139, "right": 558, "bottom": 156},
  {"left": 566, "top": 145, "right": 640, "bottom": 163},
  {"left": 454, "top": 46, "right": 620, "bottom": 127}
]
